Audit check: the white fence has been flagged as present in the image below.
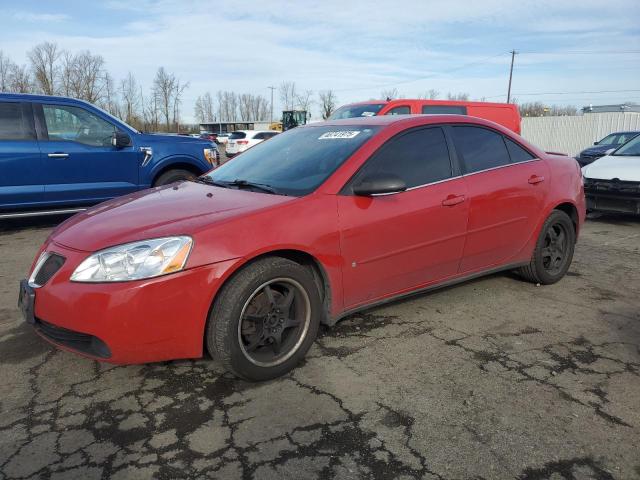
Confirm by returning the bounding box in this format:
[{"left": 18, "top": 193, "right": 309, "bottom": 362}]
[{"left": 521, "top": 112, "right": 640, "bottom": 156}]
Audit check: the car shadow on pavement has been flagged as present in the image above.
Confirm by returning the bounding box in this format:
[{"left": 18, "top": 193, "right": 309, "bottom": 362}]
[{"left": 0, "top": 214, "right": 75, "bottom": 233}]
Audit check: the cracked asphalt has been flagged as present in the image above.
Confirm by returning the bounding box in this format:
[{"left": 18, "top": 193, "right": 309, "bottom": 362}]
[{"left": 1, "top": 214, "right": 639, "bottom": 480}]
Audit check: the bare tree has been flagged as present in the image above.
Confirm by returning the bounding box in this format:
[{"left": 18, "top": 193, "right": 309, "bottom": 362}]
[
  {"left": 380, "top": 88, "right": 399, "bottom": 100},
  {"left": 119, "top": 72, "right": 140, "bottom": 125},
  {"left": 153, "top": 67, "right": 177, "bottom": 131},
  {"left": 418, "top": 89, "right": 439, "bottom": 100},
  {"left": 172, "top": 79, "right": 189, "bottom": 131},
  {"left": 296, "top": 89, "right": 313, "bottom": 115},
  {"left": 9, "top": 64, "right": 32, "bottom": 93},
  {"left": 238, "top": 93, "right": 253, "bottom": 121},
  {"left": 318, "top": 90, "right": 338, "bottom": 119},
  {"left": 0, "top": 51, "right": 16, "bottom": 92},
  {"left": 279, "top": 81, "right": 297, "bottom": 111},
  {"left": 101, "top": 72, "right": 119, "bottom": 116},
  {"left": 251, "top": 95, "right": 269, "bottom": 121},
  {"left": 446, "top": 92, "right": 470, "bottom": 101},
  {"left": 28, "top": 42, "right": 61, "bottom": 95},
  {"left": 518, "top": 102, "right": 577, "bottom": 117}
]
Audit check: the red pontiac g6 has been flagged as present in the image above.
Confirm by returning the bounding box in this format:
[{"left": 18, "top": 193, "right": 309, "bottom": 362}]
[{"left": 19, "top": 115, "right": 585, "bottom": 381}]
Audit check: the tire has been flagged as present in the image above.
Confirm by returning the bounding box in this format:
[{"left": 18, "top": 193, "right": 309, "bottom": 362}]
[
  {"left": 206, "top": 257, "right": 322, "bottom": 381},
  {"left": 153, "top": 169, "right": 196, "bottom": 186},
  {"left": 518, "top": 210, "right": 576, "bottom": 285}
]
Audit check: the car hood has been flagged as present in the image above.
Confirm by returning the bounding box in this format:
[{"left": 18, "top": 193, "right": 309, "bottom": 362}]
[
  {"left": 137, "top": 133, "right": 213, "bottom": 147},
  {"left": 50, "top": 181, "right": 294, "bottom": 252},
  {"left": 582, "top": 155, "right": 640, "bottom": 181},
  {"left": 579, "top": 145, "right": 614, "bottom": 156}
]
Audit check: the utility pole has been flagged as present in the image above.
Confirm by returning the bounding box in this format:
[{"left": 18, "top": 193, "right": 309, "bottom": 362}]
[
  {"left": 507, "top": 50, "right": 517, "bottom": 103},
  {"left": 268, "top": 86, "right": 276, "bottom": 123}
]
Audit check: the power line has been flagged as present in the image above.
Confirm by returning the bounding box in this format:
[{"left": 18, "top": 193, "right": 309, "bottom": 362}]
[
  {"left": 519, "top": 50, "right": 640, "bottom": 55},
  {"left": 485, "top": 88, "right": 640, "bottom": 100}
]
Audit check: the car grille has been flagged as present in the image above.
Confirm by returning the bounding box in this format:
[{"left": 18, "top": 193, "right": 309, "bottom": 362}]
[
  {"left": 35, "top": 319, "right": 111, "bottom": 358},
  {"left": 584, "top": 178, "right": 640, "bottom": 195},
  {"left": 32, "top": 253, "right": 65, "bottom": 286}
]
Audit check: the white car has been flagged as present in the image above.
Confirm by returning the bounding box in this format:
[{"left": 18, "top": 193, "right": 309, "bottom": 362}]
[
  {"left": 581, "top": 135, "right": 640, "bottom": 215},
  {"left": 225, "top": 130, "right": 279, "bottom": 157},
  {"left": 215, "top": 133, "right": 232, "bottom": 145}
]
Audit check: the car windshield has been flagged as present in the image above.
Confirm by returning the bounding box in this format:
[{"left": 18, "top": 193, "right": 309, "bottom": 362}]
[
  {"left": 329, "top": 103, "right": 386, "bottom": 120},
  {"left": 204, "top": 125, "right": 380, "bottom": 196},
  {"left": 598, "top": 133, "right": 618, "bottom": 145},
  {"left": 612, "top": 135, "right": 640, "bottom": 156}
]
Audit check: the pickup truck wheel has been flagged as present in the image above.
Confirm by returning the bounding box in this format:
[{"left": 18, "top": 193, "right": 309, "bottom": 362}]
[
  {"left": 206, "top": 257, "right": 321, "bottom": 381},
  {"left": 153, "top": 169, "right": 196, "bottom": 186},
  {"left": 518, "top": 210, "right": 575, "bottom": 285}
]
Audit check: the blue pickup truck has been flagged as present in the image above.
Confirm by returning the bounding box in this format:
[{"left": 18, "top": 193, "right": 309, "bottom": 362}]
[{"left": 0, "top": 93, "right": 219, "bottom": 218}]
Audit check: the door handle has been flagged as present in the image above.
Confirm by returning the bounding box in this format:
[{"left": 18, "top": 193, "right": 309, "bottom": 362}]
[
  {"left": 442, "top": 194, "right": 466, "bottom": 207},
  {"left": 528, "top": 175, "right": 545, "bottom": 184},
  {"left": 48, "top": 153, "right": 69, "bottom": 158}
]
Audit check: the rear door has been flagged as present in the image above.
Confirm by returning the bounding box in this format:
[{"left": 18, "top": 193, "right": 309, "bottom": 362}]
[
  {"left": 37, "top": 102, "right": 139, "bottom": 205},
  {"left": 338, "top": 126, "right": 468, "bottom": 308},
  {"left": 450, "top": 125, "right": 549, "bottom": 273},
  {"left": 0, "top": 101, "right": 43, "bottom": 210}
]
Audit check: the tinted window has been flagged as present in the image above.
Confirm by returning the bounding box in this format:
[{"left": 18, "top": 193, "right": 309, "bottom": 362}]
[
  {"left": 422, "top": 105, "right": 467, "bottom": 115},
  {"left": 329, "top": 103, "right": 385, "bottom": 119},
  {"left": 0, "top": 103, "right": 29, "bottom": 140},
  {"left": 252, "top": 132, "right": 265, "bottom": 140},
  {"left": 43, "top": 105, "right": 115, "bottom": 146},
  {"left": 207, "top": 125, "right": 379, "bottom": 196},
  {"left": 264, "top": 132, "right": 278, "bottom": 139},
  {"left": 452, "top": 126, "right": 511, "bottom": 173},
  {"left": 230, "top": 132, "right": 246, "bottom": 139},
  {"left": 358, "top": 127, "right": 452, "bottom": 189},
  {"left": 505, "top": 138, "right": 535, "bottom": 163},
  {"left": 385, "top": 106, "right": 411, "bottom": 115}
]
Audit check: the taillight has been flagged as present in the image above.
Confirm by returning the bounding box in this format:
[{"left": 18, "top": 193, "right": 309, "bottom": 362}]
[{"left": 237, "top": 140, "right": 249, "bottom": 145}]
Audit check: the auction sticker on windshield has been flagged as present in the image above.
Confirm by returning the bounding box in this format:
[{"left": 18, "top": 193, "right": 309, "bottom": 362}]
[{"left": 319, "top": 131, "right": 361, "bottom": 140}]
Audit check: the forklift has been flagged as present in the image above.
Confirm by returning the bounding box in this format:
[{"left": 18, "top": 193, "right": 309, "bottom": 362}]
[{"left": 270, "top": 110, "right": 308, "bottom": 132}]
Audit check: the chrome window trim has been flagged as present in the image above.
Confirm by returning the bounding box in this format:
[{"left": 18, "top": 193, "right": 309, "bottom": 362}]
[{"left": 461, "top": 158, "right": 540, "bottom": 178}]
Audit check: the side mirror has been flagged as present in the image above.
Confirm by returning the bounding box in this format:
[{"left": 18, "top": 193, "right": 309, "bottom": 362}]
[
  {"left": 604, "top": 148, "right": 616, "bottom": 155},
  {"left": 112, "top": 131, "right": 132, "bottom": 149},
  {"left": 352, "top": 172, "right": 407, "bottom": 196},
  {"left": 593, "top": 141, "right": 599, "bottom": 145}
]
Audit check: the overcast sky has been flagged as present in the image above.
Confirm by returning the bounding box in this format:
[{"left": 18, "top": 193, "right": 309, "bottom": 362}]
[{"left": 1, "top": 0, "right": 639, "bottom": 121}]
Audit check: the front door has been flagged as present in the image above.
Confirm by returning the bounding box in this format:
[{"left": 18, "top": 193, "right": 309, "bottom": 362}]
[
  {"left": 38, "top": 103, "right": 139, "bottom": 205},
  {"left": 338, "top": 126, "right": 468, "bottom": 309}
]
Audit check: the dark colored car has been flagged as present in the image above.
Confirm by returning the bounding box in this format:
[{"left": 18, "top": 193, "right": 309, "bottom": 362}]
[
  {"left": 577, "top": 131, "right": 640, "bottom": 167},
  {"left": 0, "top": 94, "right": 219, "bottom": 219},
  {"left": 20, "top": 114, "right": 585, "bottom": 381}
]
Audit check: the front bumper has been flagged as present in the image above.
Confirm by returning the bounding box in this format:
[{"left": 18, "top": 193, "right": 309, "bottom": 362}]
[
  {"left": 584, "top": 178, "right": 640, "bottom": 215},
  {"left": 25, "top": 241, "right": 236, "bottom": 363}
]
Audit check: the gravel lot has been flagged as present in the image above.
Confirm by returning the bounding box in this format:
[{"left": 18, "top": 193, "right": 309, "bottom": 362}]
[{"left": 0, "top": 214, "right": 639, "bottom": 480}]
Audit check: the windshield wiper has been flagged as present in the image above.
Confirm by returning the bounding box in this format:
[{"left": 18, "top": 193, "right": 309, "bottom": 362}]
[
  {"left": 191, "top": 176, "right": 229, "bottom": 188},
  {"left": 224, "top": 179, "right": 282, "bottom": 195}
]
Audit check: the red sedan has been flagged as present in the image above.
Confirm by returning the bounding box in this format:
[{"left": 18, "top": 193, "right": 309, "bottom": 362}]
[{"left": 19, "top": 115, "right": 585, "bottom": 381}]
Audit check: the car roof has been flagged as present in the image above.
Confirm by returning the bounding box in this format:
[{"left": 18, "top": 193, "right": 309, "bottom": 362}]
[
  {"left": 310, "top": 114, "right": 501, "bottom": 129},
  {"left": 0, "top": 92, "right": 93, "bottom": 105},
  {"left": 606, "top": 131, "right": 640, "bottom": 135}
]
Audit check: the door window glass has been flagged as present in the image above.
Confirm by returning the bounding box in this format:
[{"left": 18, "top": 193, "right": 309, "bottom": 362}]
[
  {"left": 358, "top": 127, "right": 452, "bottom": 188},
  {"left": 0, "top": 103, "right": 29, "bottom": 140},
  {"left": 385, "top": 106, "right": 411, "bottom": 115},
  {"left": 43, "top": 105, "right": 116, "bottom": 147},
  {"left": 452, "top": 126, "right": 511, "bottom": 173}
]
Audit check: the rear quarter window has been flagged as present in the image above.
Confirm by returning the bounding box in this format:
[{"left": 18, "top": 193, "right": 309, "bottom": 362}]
[{"left": 505, "top": 138, "right": 536, "bottom": 163}]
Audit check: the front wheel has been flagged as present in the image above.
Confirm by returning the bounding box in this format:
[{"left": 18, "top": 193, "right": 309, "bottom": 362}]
[
  {"left": 206, "top": 257, "right": 322, "bottom": 381},
  {"left": 153, "top": 169, "right": 196, "bottom": 186},
  {"left": 518, "top": 210, "right": 576, "bottom": 284}
]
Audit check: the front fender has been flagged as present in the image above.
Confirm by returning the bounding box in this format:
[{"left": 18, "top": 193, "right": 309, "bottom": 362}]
[{"left": 144, "top": 154, "right": 212, "bottom": 186}]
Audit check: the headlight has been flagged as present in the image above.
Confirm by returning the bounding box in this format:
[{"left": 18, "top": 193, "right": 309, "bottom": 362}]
[
  {"left": 70, "top": 236, "right": 193, "bottom": 282},
  {"left": 204, "top": 148, "right": 217, "bottom": 165}
]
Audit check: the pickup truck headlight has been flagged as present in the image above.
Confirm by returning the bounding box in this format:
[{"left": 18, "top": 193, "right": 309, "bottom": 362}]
[
  {"left": 204, "top": 148, "right": 218, "bottom": 165},
  {"left": 70, "top": 236, "right": 193, "bottom": 282}
]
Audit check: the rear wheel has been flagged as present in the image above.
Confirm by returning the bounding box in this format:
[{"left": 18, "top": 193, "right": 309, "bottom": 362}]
[
  {"left": 518, "top": 210, "right": 575, "bottom": 284},
  {"left": 153, "top": 169, "right": 196, "bottom": 186},
  {"left": 206, "top": 257, "right": 321, "bottom": 381}
]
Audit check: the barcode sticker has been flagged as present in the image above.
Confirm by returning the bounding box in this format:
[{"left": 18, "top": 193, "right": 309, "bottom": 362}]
[{"left": 319, "top": 131, "right": 361, "bottom": 140}]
